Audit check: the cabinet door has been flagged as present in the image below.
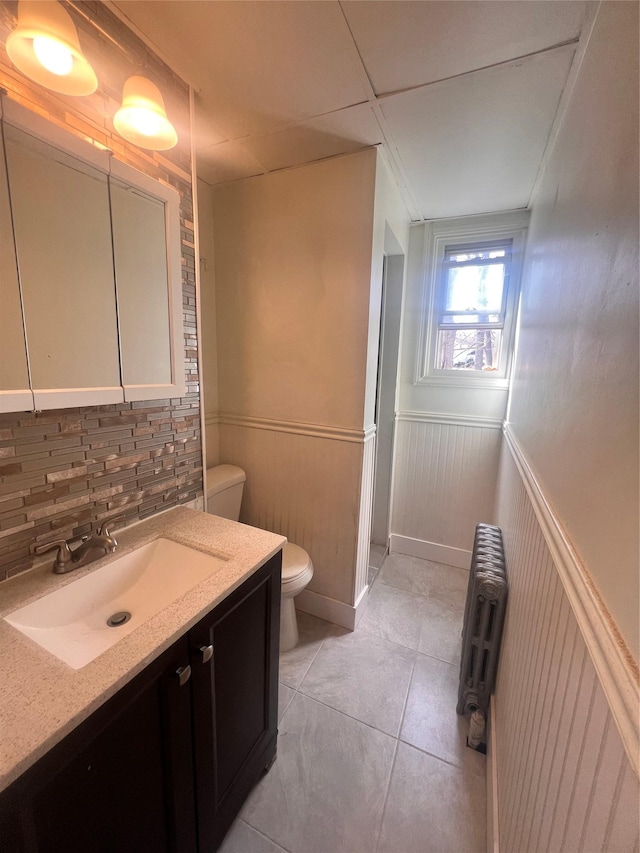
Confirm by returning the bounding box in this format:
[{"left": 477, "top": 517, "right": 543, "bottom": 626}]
[
  {"left": 109, "top": 172, "right": 184, "bottom": 401},
  {"left": 189, "top": 553, "right": 282, "bottom": 851},
  {"left": 3, "top": 123, "right": 123, "bottom": 410},
  {"left": 0, "top": 119, "right": 32, "bottom": 412},
  {"left": 0, "top": 636, "right": 197, "bottom": 853}
]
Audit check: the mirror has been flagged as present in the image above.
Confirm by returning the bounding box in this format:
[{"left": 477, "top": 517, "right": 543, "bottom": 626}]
[{"left": 0, "top": 97, "right": 184, "bottom": 412}]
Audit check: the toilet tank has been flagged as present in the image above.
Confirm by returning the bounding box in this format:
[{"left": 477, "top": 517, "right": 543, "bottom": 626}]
[{"left": 206, "top": 465, "right": 246, "bottom": 521}]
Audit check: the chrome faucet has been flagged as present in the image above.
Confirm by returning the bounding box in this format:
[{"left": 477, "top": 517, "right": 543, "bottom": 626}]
[{"left": 34, "top": 518, "right": 124, "bottom": 574}]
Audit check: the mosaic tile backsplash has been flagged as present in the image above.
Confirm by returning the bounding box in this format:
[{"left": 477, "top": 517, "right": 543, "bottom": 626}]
[{"left": 0, "top": 1, "right": 202, "bottom": 581}]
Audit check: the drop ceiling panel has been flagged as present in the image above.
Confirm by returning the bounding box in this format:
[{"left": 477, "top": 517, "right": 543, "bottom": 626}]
[
  {"left": 381, "top": 46, "right": 575, "bottom": 219},
  {"left": 196, "top": 140, "right": 266, "bottom": 186},
  {"left": 114, "top": 1, "right": 370, "bottom": 139},
  {"left": 342, "top": 0, "right": 590, "bottom": 95},
  {"left": 244, "top": 104, "right": 383, "bottom": 173}
]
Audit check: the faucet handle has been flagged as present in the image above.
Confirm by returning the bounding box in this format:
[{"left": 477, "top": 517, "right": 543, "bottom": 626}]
[
  {"left": 97, "top": 516, "right": 125, "bottom": 538},
  {"left": 33, "top": 539, "right": 72, "bottom": 571}
]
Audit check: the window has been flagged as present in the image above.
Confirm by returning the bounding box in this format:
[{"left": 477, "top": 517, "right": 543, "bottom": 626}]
[
  {"left": 435, "top": 241, "right": 511, "bottom": 373},
  {"left": 417, "top": 212, "right": 528, "bottom": 388}
]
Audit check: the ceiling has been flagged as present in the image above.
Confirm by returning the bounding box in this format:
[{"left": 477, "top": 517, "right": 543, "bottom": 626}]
[{"left": 111, "top": 1, "right": 593, "bottom": 221}]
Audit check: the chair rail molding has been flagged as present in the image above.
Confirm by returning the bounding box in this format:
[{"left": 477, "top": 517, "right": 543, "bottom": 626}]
[
  {"left": 396, "top": 410, "right": 503, "bottom": 430},
  {"left": 503, "top": 424, "right": 639, "bottom": 776},
  {"left": 218, "top": 412, "right": 373, "bottom": 444}
]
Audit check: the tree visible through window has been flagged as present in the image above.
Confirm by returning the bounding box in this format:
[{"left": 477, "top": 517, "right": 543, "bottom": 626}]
[{"left": 436, "top": 241, "right": 511, "bottom": 372}]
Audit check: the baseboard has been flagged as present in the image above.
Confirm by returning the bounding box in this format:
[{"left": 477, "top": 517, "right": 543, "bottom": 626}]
[
  {"left": 487, "top": 695, "right": 500, "bottom": 853},
  {"left": 388, "top": 534, "right": 471, "bottom": 570},
  {"left": 295, "top": 586, "right": 369, "bottom": 631}
]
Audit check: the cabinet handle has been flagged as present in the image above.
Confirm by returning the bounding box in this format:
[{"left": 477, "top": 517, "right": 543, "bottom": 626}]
[
  {"left": 175, "top": 665, "right": 191, "bottom": 687},
  {"left": 199, "top": 644, "right": 214, "bottom": 664}
]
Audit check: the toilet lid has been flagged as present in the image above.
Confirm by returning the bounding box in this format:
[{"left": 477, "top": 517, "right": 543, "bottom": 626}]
[{"left": 281, "top": 543, "right": 312, "bottom": 582}]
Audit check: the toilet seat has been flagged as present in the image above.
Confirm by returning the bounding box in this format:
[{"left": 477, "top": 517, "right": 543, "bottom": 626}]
[
  {"left": 279, "top": 542, "right": 314, "bottom": 652},
  {"left": 281, "top": 542, "right": 312, "bottom": 585}
]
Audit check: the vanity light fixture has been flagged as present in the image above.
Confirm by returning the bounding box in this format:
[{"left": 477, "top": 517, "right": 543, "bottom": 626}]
[
  {"left": 6, "top": 0, "right": 98, "bottom": 96},
  {"left": 113, "top": 76, "right": 178, "bottom": 151}
]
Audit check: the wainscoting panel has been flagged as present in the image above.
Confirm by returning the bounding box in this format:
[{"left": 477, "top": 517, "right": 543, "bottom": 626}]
[
  {"left": 494, "top": 443, "right": 639, "bottom": 852},
  {"left": 390, "top": 414, "right": 502, "bottom": 555},
  {"left": 219, "top": 420, "right": 364, "bottom": 607}
]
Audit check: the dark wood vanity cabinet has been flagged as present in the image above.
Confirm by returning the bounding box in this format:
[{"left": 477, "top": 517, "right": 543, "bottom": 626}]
[{"left": 0, "top": 552, "right": 282, "bottom": 853}]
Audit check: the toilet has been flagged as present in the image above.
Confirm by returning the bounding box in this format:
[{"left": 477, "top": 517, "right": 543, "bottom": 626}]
[{"left": 206, "top": 465, "right": 314, "bottom": 652}]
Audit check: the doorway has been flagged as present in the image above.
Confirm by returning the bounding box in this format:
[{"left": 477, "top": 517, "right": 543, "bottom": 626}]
[{"left": 371, "top": 251, "right": 404, "bottom": 548}]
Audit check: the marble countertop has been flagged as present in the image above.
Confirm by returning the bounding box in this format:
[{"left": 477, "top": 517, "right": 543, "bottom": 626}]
[{"left": 0, "top": 506, "right": 286, "bottom": 794}]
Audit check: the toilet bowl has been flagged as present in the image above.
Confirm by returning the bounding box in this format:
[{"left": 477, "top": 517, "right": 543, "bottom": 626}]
[{"left": 206, "top": 465, "right": 313, "bottom": 652}]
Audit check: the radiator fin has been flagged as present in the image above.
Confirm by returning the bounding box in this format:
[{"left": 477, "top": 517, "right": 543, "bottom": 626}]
[{"left": 457, "top": 523, "right": 508, "bottom": 715}]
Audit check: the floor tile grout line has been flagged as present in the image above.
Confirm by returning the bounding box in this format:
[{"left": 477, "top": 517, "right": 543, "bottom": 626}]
[
  {"left": 397, "top": 733, "right": 486, "bottom": 777},
  {"left": 291, "top": 690, "right": 404, "bottom": 742},
  {"left": 238, "top": 817, "right": 292, "bottom": 853},
  {"left": 376, "top": 574, "right": 467, "bottom": 602},
  {"left": 396, "top": 648, "right": 419, "bottom": 743},
  {"left": 355, "top": 620, "right": 459, "bottom": 668},
  {"left": 374, "top": 738, "right": 401, "bottom": 853},
  {"left": 355, "top": 619, "right": 419, "bottom": 651}
]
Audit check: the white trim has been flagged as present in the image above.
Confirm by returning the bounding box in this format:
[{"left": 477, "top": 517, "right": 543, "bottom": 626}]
[
  {"left": 0, "top": 390, "right": 33, "bottom": 413},
  {"left": 32, "top": 387, "right": 124, "bottom": 410},
  {"left": 219, "top": 412, "right": 370, "bottom": 444},
  {"left": 503, "top": 425, "right": 640, "bottom": 776},
  {"left": 191, "top": 87, "right": 208, "bottom": 505},
  {"left": 388, "top": 534, "right": 471, "bottom": 570},
  {"left": 487, "top": 695, "right": 500, "bottom": 853},
  {"left": 415, "top": 211, "right": 529, "bottom": 387},
  {"left": 417, "top": 375, "right": 510, "bottom": 391},
  {"left": 122, "top": 383, "right": 181, "bottom": 402},
  {"left": 396, "top": 411, "right": 503, "bottom": 430},
  {"left": 353, "top": 584, "right": 371, "bottom": 628},
  {"left": 295, "top": 587, "right": 367, "bottom": 631},
  {"left": 2, "top": 98, "right": 110, "bottom": 171}
]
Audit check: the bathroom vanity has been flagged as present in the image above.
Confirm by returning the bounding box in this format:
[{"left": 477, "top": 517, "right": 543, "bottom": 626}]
[{"left": 0, "top": 508, "right": 285, "bottom": 852}]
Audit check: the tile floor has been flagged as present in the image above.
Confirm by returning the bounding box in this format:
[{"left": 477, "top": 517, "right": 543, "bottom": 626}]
[{"left": 219, "top": 549, "right": 486, "bottom": 853}]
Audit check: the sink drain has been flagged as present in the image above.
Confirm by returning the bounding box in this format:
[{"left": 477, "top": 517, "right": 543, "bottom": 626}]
[{"left": 107, "top": 611, "right": 131, "bottom": 628}]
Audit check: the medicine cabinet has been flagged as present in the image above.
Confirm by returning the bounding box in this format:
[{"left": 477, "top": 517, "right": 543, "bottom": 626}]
[{"left": 0, "top": 97, "right": 184, "bottom": 413}]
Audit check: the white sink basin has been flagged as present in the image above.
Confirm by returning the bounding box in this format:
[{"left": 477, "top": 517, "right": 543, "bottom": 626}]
[{"left": 5, "top": 538, "right": 227, "bottom": 670}]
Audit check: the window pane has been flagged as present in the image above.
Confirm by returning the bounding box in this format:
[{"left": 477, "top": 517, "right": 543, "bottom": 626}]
[
  {"left": 442, "top": 312, "right": 501, "bottom": 325},
  {"left": 436, "top": 328, "right": 503, "bottom": 371},
  {"left": 444, "top": 263, "right": 505, "bottom": 314},
  {"left": 446, "top": 248, "right": 506, "bottom": 264}
]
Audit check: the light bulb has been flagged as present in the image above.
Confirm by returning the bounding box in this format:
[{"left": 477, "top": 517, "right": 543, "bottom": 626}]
[
  {"left": 128, "top": 108, "right": 162, "bottom": 138},
  {"left": 32, "top": 35, "right": 73, "bottom": 76}
]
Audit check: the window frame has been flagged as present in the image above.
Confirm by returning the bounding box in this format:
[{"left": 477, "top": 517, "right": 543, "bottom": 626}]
[{"left": 416, "top": 212, "right": 529, "bottom": 390}]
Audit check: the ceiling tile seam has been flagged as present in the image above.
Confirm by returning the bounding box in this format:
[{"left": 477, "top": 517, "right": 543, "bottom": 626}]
[
  {"left": 198, "top": 143, "right": 381, "bottom": 190},
  {"left": 526, "top": 2, "right": 601, "bottom": 209},
  {"left": 370, "top": 104, "right": 422, "bottom": 222},
  {"left": 195, "top": 135, "right": 272, "bottom": 176},
  {"left": 337, "top": 0, "right": 378, "bottom": 102},
  {"left": 194, "top": 98, "right": 375, "bottom": 153},
  {"left": 373, "top": 38, "right": 581, "bottom": 102}
]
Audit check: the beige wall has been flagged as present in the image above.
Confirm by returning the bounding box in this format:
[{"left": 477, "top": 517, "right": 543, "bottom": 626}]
[
  {"left": 213, "top": 149, "right": 377, "bottom": 430},
  {"left": 507, "top": 0, "right": 639, "bottom": 659},
  {"left": 210, "top": 149, "right": 381, "bottom": 615}
]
